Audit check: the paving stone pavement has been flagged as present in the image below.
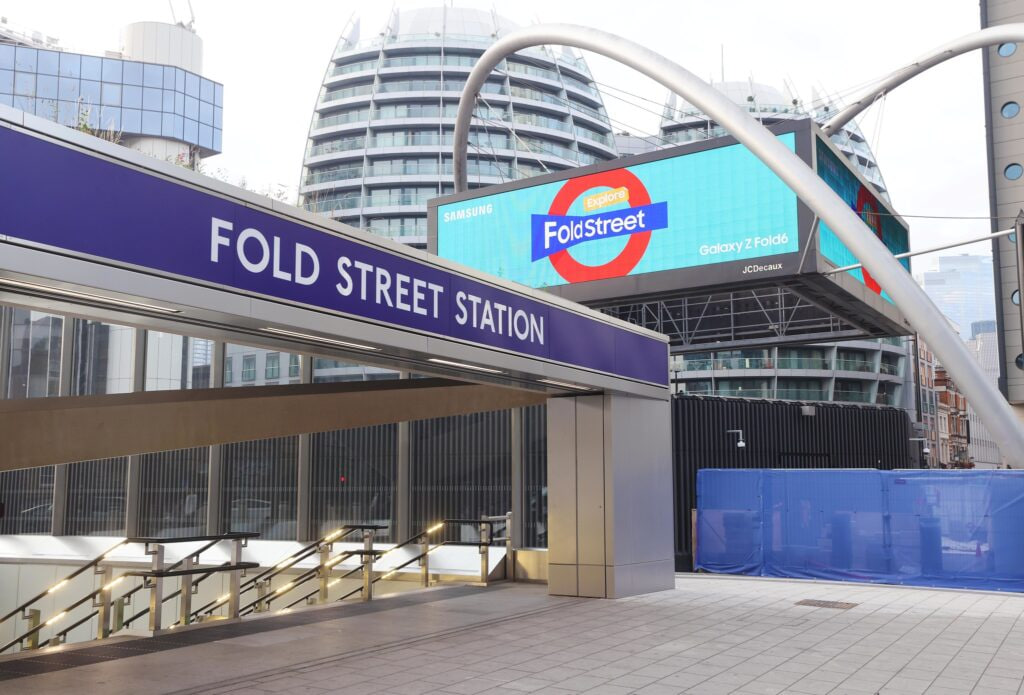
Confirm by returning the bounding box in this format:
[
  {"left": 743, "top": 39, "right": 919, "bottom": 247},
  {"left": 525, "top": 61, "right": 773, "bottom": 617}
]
[{"left": 9, "top": 574, "right": 1024, "bottom": 694}]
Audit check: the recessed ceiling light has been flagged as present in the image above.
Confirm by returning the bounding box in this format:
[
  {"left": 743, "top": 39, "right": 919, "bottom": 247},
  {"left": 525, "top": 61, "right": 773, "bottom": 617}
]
[
  {"left": 0, "top": 277, "right": 181, "bottom": 314},
  {"left": 262, "top": 327, "right": 380, "bottom": 351},
  {"left": 427, "top": 358, "right": 503, "bottom": 374}
]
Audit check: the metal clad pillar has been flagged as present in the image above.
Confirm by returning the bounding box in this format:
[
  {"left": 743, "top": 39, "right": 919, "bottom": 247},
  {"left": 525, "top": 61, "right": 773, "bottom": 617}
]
[
  {"left": 547, "top": 394, "right": 674, "bottom": 598},
  {"left": 206, "top": 341, "right": 224, "bottom": 535},
  {"left": 296, "top": 354, "right": 313, "bottom": 542},
  {"left": 124, "top": 328, "right": 147, "bottom": 537}
]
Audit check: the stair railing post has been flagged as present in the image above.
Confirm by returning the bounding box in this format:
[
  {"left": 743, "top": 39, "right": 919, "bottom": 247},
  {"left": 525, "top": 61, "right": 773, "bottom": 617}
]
[
  {"left": 227, "top": 537, "right": 242, "bottom": 619},
  {"left": 362, "top": 529, "right": 374, "bottom": 602},
  {"left": 505, "top": 510, "right": 515, "bottom": 582},
  {"left": 318, "top": 543, "right": 330, "bottom": 604},
  {"left": 96, "top": 564, "right": 113, "bottom": 639},
  {"left": 479, "top": 518, "right": 490, "bottom": 586},
  {"left": 147, "top": 543, "right": 165, "bottom": 633},
  {"left": 420, "top": 533, "right": 430, "bottom": 588},
  {"left": 178, "top": 556, "right": 193, "bottom": 626},
  {"left": 23, "top": 609, "right": 40, "bottom": 650}
]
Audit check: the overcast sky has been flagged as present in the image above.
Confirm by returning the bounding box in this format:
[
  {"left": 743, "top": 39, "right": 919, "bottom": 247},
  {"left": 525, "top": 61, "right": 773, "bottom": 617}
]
[{"left": 3, "top": 0, "right": 994, "bottom": 266}]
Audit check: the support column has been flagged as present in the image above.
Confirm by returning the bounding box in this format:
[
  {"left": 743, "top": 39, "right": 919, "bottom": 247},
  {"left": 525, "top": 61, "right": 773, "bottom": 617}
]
[
  {"left": 510, "top": 408, "right": 524, "bottom": 549},
  {"left": 296, "top": 355, "right": 313, "bottom": 542},
  {"left": 0, "top": 305, "right": 11, "bottom": 399},
  {"left": 547, "top": 393, "right": 673, "bottom": 598},
  {"left": 51, "top": 315, "right": 76, "bottom": 535},
  {"left": 395, "top": 372, "right": 411, "bottom": 541},
  {"left": 206, "top": 341, "right": 225, "bottom": 535},
  {"left": 124, "top": 328, "right": 146, "bottom": 538}
]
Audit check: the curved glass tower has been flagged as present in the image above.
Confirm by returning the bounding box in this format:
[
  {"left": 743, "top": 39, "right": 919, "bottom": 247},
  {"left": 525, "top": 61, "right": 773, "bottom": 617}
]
[{"left": 299, "top": 6, "right": 618, "bottom": 249}]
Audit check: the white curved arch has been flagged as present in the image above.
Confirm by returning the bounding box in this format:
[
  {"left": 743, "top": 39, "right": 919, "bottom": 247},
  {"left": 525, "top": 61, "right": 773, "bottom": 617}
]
[
  {"left": 822, "top": 24, "right": 1024, "bottom": 135},
  {"left": 451, "top": 23, "right": 1024, "bottom": 463}
]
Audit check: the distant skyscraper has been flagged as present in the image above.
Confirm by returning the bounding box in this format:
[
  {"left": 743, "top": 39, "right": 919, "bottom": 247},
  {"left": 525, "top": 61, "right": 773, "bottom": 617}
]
[
  {"left": 922, "top": 255, "right": 997, "bottom": 340},
  {"left": 967, "top": 329, "right": 1003, "bottom": 467}
]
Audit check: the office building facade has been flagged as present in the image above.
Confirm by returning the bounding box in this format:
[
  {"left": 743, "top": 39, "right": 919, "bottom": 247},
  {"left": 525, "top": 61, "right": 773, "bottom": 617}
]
[
  {"left": 0, "top": 18, "right": 222, "bottom": 164},
  {"left": 923, "top": 255, "right": 997, "bottom": 341}
]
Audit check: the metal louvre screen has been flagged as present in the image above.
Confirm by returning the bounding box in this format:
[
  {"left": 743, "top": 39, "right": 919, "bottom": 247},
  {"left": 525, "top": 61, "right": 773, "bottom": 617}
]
[
  {"left": 221, "top": 436, "right": 298, "bottom": 541},
  {"left": 411, "top": 411, "right": 511, "bottom": 543},
  {"left": 310, "top": 425, "right": 398, "bottom": 541},
  {"left": 64, "top": 457, "right": 128, "bottom": 535},
  {"left": 697, "top": 469, "right": 1024, "bottom": 592},
  {"left": 137, "top": 447, "right": 209, "bottom": 537}
]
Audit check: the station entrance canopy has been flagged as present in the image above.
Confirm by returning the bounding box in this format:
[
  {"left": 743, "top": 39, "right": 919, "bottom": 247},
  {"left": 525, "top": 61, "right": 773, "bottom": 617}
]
[
  {"left": 0, "top": 107, "right": 675, "bottom": 598},
  {"left": 431, "top": 119, "right": 913, "bottom": 351},
  {"left": 0, "top": 107, "right": 666, "bottom": 402}
]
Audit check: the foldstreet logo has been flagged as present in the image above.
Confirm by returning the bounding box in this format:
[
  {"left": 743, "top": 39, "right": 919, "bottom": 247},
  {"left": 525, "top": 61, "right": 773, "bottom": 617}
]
[{"left": 530, "top": 169, "right": 668, "bottom": 283}]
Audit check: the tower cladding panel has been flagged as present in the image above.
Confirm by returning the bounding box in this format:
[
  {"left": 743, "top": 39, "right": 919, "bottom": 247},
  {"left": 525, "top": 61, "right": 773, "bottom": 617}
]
[
  {"left": 982, "top": 0, "right": 1024, "bottom": 408},
  {"left": 430, "top": 119, "right": 911, "bottom": 340}
]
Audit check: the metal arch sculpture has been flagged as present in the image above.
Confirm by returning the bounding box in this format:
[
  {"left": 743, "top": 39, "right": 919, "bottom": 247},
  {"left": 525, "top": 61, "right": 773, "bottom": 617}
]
[
  {"left": 451, "top": 23, "right": 1024, "bottom": 462},
  {"left": 822, "top": 24, "right": 1024, "bottom": 135}
]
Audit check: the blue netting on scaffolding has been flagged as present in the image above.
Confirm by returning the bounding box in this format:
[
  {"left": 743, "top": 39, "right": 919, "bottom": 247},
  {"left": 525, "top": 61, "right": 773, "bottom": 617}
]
[{"left": 696, "top": 469, "right": 1024, "bottom": 591}]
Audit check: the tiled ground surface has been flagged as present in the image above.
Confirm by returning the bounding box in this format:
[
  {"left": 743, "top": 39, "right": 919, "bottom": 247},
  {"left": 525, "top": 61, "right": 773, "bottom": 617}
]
[{"left": 10, "top": 574, "right": 1024, "bottom": 694}]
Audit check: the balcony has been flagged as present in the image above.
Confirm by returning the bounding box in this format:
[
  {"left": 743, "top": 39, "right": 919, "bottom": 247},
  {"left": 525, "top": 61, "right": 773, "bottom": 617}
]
[
  {"left": 834, "top": 390, "right": 872, "bottom": 403},
  {"left": 775, "top": 357, "right": 832, "bottom": 370},
  {"left": 713, "top": 357, "right": 773, "bottom": 370},
  {"left": 835, "top": 360, "right": 875, "bottom": 373}
]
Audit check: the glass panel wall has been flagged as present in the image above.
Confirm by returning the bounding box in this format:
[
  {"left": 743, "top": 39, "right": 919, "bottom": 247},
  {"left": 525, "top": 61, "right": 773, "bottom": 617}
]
[
  {"left": 310, "top": 425, "right": 397, "bottom": 540},
  {"left": 221, "top": 436, "right": 298, "bottom": 540},
  {"left": 64, "top": 457, "right": 127, "bottom": 535},
  {"left": 0, "top": 466, "right": 54, "bottom": 534},
  {"left": 411, "top": 411, "right": 511, "bottom": 543},
  {"left": 5, "top": 308, "right": 62, "bottom": 399},
  {"left": 145, "top": 331, "right": 213, "bottom": 390},
  {"left": 70, "top": 319, "right": 135, "bottom": 395},
  {"left": 137, "top": 447, "right": 209, "bottom": 536}
]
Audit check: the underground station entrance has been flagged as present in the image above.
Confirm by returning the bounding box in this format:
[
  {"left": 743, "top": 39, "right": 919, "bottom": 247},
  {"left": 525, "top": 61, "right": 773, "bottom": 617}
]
[{"left": 0, "top": 108, "right": 673, "bottom": 660}]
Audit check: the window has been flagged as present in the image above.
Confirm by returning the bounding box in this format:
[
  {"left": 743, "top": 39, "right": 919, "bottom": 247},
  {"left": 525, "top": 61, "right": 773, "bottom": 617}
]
[
  {"left": 265, "top": 352, "right": 280, "bottom": 380},
  {"left": 224, "top": 356, "right": 233, "bottom": 384},
  {"left": 1013, "top": 289, "right": 1020, "bottom": 306},
  {"left": 289, "top": 354, "right": 301, "bottom": 378},
  {"left": 999, "top": 42, "right": 1017, "bottom": 57},
  {"left": 1003, "top": 102, "right": 1021, "bottom": 119},
  {"left": 241, "top": 354, "right": 257, "bottom": 382},
  {"left": 1005, "top": 163, "right": 1023, "bottom": 180}
]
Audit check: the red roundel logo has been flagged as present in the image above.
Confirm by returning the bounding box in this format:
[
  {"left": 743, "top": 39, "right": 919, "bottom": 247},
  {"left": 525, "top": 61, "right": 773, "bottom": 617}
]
[
  {"left": 546, "top": 169, "right": 652, "bottom": 283},
  {"left": 856, "top": 185, "right": 884, "bottom": 295}
]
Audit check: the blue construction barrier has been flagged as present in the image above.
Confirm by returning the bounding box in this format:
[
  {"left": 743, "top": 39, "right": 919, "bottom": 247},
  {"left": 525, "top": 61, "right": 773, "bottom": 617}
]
[{"left": 696, "top": 469, "right": 1024, "bottom": 592}]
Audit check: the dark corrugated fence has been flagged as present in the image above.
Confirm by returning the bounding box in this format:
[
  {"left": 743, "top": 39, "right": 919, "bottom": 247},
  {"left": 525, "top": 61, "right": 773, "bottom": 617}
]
[{"left": 672, "top": 394, "right": 917, "bottom": 570}]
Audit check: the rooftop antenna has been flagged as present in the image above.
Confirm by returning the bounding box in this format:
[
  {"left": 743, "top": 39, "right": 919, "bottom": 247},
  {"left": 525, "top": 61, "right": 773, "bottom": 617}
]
[
  {"left": 186, "top": 0, "right": 195, "bottom": 30},
  {"left": 167, "top": 0, "right": 177, "bottom": 25}
]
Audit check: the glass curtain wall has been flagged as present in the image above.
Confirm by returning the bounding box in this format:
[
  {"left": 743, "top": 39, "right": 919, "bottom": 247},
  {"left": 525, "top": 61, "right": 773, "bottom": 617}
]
[
  {"left": 221, "top": 344, "right": 301, "bottom": 539},
  {"left": 411, "top": 410, "right": 511, "bottom": 543},
  {"left": 136, "top": 330, "right": 214, "bottom": 536},
  {"left": 5, "top": 308, "right": 62, "bottom": 399}
]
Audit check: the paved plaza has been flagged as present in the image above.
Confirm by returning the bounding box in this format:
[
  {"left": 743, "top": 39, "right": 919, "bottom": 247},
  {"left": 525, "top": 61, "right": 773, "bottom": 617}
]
[{"left": 4, "top": 575, "right": 1024, "bottom": 694}]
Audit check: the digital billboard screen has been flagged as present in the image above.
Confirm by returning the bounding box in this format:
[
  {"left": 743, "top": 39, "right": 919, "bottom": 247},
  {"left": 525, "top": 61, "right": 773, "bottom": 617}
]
[
  {"left": 815, "top": 137, "right": 910, "bottom": 302},
  {"left": 434, "top": 132, "right": 802, "bottom": 289},
  {"left": 429, "top": 120, "right": 911, "bottom": 336}
]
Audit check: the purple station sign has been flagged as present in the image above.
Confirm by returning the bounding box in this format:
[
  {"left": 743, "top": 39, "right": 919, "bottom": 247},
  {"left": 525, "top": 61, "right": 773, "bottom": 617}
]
[{"left": 0, "top": 127, "right": 667, "bottom": 385}]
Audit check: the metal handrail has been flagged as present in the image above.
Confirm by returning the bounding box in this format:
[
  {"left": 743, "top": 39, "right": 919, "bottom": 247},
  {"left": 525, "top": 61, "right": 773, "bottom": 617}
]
[
  {"left": 0, "top": 539, "right": 125, "bottom": 625},
  {"left": 192, "top": 525, "right": 370, "bottom": 620},
  {"left": 2, "top": 532, "right": 260, "bottom": 653},
  {"left": 79, "top": 534, "right": 260, "bottom": 634}
]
